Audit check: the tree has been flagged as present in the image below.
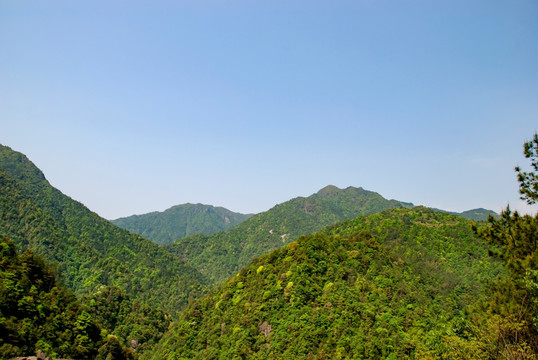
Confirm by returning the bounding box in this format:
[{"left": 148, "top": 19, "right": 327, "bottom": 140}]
[
  {"left": 515, "top": 133, "right": 538, "bottom": 205},
  {"left": 473, "top": 133, "right": 538, "bottom": 358}
]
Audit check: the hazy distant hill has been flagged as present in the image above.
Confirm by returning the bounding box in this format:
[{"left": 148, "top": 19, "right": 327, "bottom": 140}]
[
  {"left": 0, "top": 144, "right": 206, "bottom": 315},
  {"left": 111, "top": 203, "right": 253, "bottom": 245},
  {"left": 149, "top": 207, "right": 504, "bottom": 359},
  {"left": 432, "top": 207, "right": 499, "bottom": 221},
  {"left": 165, "top": 185, "right": 413, "bottom": 284}
]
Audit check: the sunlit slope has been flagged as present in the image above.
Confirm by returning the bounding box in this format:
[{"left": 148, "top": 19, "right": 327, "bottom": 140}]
[{"left": 151, "top": 207, "right": 504, "bottom": 359}]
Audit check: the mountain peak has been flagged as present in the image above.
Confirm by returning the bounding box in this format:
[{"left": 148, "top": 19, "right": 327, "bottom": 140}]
[
  {"left": 0, "top": 144, "right": 46, "bottom": 185},
  {"left": 316, "top": 185, "right": 370, "bottom": 197},
  {"left": 112, "top": 203, "right": 253, "bottom": 245},
  {"left": 316, "top": 185, "right": 342, "bottom": 196}
]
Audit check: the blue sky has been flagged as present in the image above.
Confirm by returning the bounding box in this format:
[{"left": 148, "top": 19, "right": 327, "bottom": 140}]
[{"left": 1, "top": 0, "right": 537, "bottom": 219}]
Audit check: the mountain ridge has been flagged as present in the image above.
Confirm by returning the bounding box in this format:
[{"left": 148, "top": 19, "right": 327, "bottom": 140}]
[
  {"left": 0, "top": 144, "right": 207, "bottom": 316},
  {"left": 165, "top": 185, "right": 414, "bottom": 285},
  {"left": 111, "top": 203, "right": 253, "bottom": 245},
  {"left": 164, "top": 184, "right": 498, "bottom": 286}
]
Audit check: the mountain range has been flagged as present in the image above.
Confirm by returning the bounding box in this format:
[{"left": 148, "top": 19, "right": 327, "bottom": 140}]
[
  {"left": 162, "top": 185, "right": 497, "bottom": 285},
  {"left": 0, "top": 143, "right": 513, "bottom": 359},
  {"left": 112, "top": 186, "right": 497, "bottom": 253},
  {"left": 163, "top": 185, "right": 413, "bottom": 285}
]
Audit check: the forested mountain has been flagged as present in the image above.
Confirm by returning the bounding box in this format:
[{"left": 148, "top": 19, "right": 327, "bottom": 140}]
[
  {"left": 165, "top": 185, "right": 414, "bottom": 285},
  {"left": 0, "top": 144, "right": 207, "bottom": 316},
  {"left": 151, "top": 134, "right": 538, "bottom": 359},
  {"left": 0, "top": 141, "right": 526, "bottom": 359},
  {"left": 149, "top": 207, "right": 505, "bottom": 359},
  {"left": 111, "top": 203, "right": 253, "bottom": 245}
]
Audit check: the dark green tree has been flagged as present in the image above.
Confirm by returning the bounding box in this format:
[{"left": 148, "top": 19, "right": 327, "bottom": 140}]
[
  {"left": 515, "top": 132, "right": 538, "bottom": 205},
  {"left": 95, "top": 335, "right": 137, "bottom": 360}
]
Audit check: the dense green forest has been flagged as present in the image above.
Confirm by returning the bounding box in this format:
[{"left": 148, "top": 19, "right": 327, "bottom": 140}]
[
  {"left": 149, "top": 207, "right": 505, "bottom": 359},
  {"left": 111, "top": 203, "right": 252, "bottom": 245},
  {"left": 0, "top": 236, "right": 136, "bottom": 359},
  {"left": 81, "top": 286, "right": 172, "bottom": 355},
  {"left": 164, "top": 185, "right": 415, "bottom": 285},
  {"left": 0, "top": 144, "right": 207, "bottom": 316}
]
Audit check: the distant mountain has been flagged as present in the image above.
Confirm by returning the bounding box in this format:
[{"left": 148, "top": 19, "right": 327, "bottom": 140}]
[
  {"left": 111, "top": 203, "right": 253, "bottom": 245},
  {"left": 149, "top": 207, "right": 504, "bottom": 359},
  {"left": 165, "top": 185, "right": 413, "bottom": 285},
  {"left": 0, "top": 144, "right": 206, "bottom": 316},
  {"left": 431, "top": 207, "right": 499, "bottom": 221}
]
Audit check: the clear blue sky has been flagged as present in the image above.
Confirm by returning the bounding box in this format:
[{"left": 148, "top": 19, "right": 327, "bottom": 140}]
[{"left": 1, "top": 0, "right": 537, "bottom": 219}]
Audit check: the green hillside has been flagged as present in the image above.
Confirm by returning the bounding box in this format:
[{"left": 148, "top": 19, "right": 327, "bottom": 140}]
[
  {"left": 149, "top": 207, "right": 505, "bottom": 359},
  {"left": 0, "top": 144, "right": 206, "bottom": 316},
  {"left": 0, "top": 235, "right": 103, "bottom": 359},
  {"left": 165, "top": 185, "right": 413, "bottom": 285},
  {"left": 0, "top": 236, "right": 143, "bottom": 359},
  {"left": 81, "top": 285, "right": 172, "bottom": 355},
  {"left": 111, "top": 203, "right": 253, "bottom": 245}
]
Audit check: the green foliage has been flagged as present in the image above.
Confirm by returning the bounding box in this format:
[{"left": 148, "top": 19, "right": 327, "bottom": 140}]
[
  {"left": 472, "top": 209, "right": 538, "bottom": 357},
  {"left": 111, "top": 203, "right": 253, "bottom": 246},
  {"left": 0, "top": 144, "right": 207, "bottom": 316},
  {"left": 96, "top": 335, "right": 137, "bottom": 360},
  {"left": 166, "top": 185, "right": 413, "bottom": 285},
  {"left": 466, "top": 210, "right": 538, "bottom": 358},
  {"left": 82, "top": 286, "right": 172, "bottom": 355},
  {"left": 0, "top": 236, "right": 102, "bottom": 358},
  {"left": 149, "top": 208, "right": 504, "bottom": 359},
  {"left": 515, "top": 132, "right": 538, "bottom": 205}
]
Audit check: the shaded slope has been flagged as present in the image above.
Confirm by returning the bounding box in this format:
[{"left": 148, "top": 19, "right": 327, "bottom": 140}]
[
  {"left": 111, "top": 203, "right": 253, "bottom": 245},
  {"left": 166, "top": 185, "right": 413, "bottom": 285},
  {"left": 0, "top": 236, "right": 103, "bottom": 359},
  {"left": 0, "top": 144, "right": 206, "bottom": 315},
  {"left": 150, "top": 208, "right": 504, "bottom": 360}
]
